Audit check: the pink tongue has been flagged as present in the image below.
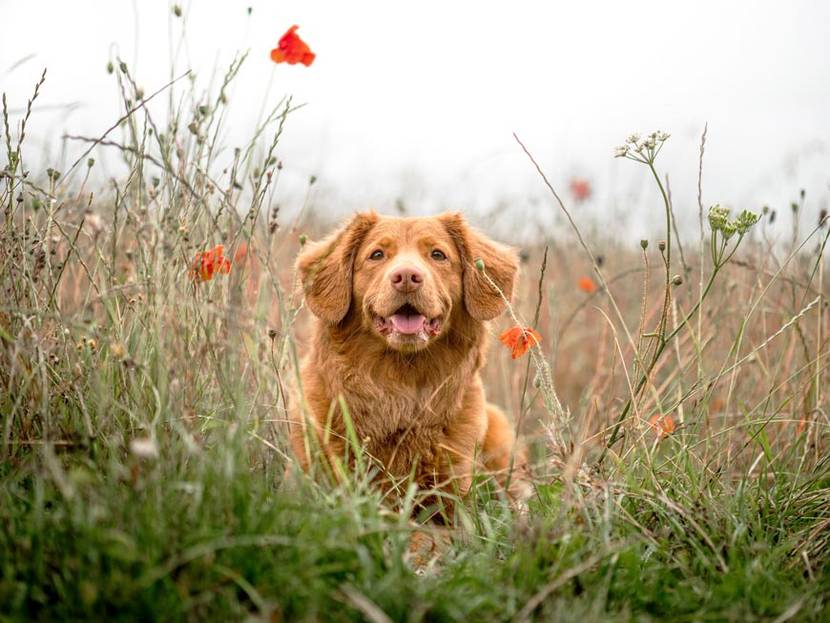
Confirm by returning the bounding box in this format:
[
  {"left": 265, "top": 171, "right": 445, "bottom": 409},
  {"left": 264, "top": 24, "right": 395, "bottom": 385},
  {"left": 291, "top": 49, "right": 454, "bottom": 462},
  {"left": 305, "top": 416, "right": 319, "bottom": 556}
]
[{"left": 389, "top": 313, "right": 426, "bottom": 334}]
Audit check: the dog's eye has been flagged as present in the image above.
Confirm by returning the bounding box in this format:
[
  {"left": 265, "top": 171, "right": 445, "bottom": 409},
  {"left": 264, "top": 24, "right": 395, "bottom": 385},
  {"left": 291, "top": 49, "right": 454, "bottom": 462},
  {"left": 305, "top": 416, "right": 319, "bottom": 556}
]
[
  {"left": 369, "top": 249, "right": 385, "bottom": 260},
  {"left": 430, "top": 249, "right": 447, "bottom": 261}
]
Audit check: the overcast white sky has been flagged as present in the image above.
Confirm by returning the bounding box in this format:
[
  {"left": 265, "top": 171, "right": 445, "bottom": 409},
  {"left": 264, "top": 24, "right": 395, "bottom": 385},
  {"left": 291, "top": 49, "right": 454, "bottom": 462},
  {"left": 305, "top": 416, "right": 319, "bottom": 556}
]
[{"left": 2, "top": 1, "right": 829, "bottom": 241}]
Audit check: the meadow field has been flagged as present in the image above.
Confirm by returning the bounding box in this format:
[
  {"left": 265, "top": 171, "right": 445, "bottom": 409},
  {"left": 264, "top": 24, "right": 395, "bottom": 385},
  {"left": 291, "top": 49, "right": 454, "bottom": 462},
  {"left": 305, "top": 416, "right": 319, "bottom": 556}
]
[{"left": 1, "top": 39, "right": 829, "bottom": 622}]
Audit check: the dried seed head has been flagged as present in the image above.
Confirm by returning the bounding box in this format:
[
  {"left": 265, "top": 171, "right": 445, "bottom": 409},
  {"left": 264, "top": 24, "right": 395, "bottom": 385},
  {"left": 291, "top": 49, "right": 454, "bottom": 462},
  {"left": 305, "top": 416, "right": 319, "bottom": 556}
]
[
  {"left": 640, "top": 239, "right": 648, "bottom": 250},
  {"left": 657, "top": 240, "right": 666, "bottom": 252},
  {"left": 109, "top": 342, "right": 126, "bottom": 360},
  {"left": 672, "top": 274, "right": 683, "bottom": 286},
  {"left": 269, "top": 204, "right": 280, "bottom": 234},
  {"left": 172, "top": 4, "right": 182, "bottom": 17}
]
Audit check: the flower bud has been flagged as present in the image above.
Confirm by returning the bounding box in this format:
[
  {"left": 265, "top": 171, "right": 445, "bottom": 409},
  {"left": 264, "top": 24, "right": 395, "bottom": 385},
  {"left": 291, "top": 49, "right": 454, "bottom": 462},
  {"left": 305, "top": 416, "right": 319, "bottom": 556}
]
[
  {"left": 173, "top": 4, "right": 182, "bottom": 16},
  {"left": 640, "top": 239, "right": 648, "bottom": 250},
  {"left": 671, "top": 275, "right": 683, "bottom": 286},
  {"left": 474, "top": 258, "right": 485, "bottom": 272},
  {"left": 657, "top": 240, "right": 666, "bottom": 252},
  {"left": 708, "top": 204, "right": 730, "bottom": 232},
  {"left": 299, "top": 233, "right": 308, "bottom": 246}
]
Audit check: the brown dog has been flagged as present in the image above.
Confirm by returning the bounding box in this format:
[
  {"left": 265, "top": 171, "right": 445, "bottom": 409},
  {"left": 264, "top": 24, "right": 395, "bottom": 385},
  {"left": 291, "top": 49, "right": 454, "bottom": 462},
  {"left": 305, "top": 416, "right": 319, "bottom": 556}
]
[{"left": 291, "top": 211, "right": 527, "bottom": 514}]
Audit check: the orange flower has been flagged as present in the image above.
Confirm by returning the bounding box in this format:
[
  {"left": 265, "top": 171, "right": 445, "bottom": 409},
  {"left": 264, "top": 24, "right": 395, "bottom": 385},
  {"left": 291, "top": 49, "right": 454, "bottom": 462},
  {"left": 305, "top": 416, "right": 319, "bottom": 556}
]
[
  {"left": 569, "top": 177, "right": 592, "bottom": 203},
  {"left": 578, "top": 276, "right": 597, "bottom": 294},
  {"left": 499, "top": 326, "right": 542, "bottom": 360},
  {"left": 270, "top": 25, "right": 316, "bottom": 66},
  {"left": 648, "top": 414, "right": 676, "bottom": 439},
  {"left": 190, "top": 244, "right": 231, "bottom": 282}
]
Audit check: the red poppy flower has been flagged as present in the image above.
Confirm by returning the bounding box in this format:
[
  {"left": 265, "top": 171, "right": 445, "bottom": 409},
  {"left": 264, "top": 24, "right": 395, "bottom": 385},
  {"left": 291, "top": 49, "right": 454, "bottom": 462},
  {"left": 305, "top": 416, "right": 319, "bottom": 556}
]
[
  {"left": 498, "top": 326, "right": 542, "bottom": 360},
  {"left": 648, "top": 414, "right": 676, "bottom": 439},
  {"left": 190, "top": 244, "right": 231, "bottom": 282},
  {"left": 578, "top": 276, "right": 597, "bottom": 294},
  {"left": 270, "top": 25, "right": 315, "bottom": 66},
  {"left": 569, "top": 178, "right": 592, "bottom": 203}
]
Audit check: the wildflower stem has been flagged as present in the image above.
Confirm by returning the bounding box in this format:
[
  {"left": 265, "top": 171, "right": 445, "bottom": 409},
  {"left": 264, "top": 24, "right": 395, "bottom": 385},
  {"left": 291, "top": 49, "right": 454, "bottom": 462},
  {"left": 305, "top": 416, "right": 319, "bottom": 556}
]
[
  {"left": 648, "top": 162, "right": 672, "bottom": 346},
  {"left": 602, "top": 259, "right": 722, "bottom": 458}
]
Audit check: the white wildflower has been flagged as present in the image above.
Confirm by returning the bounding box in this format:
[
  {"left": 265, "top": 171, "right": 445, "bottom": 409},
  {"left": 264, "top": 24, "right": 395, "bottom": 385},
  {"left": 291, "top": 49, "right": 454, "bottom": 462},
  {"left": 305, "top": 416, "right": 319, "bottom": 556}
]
[{"left": 130, "top": 437, "right": 158, "bottom": 459}]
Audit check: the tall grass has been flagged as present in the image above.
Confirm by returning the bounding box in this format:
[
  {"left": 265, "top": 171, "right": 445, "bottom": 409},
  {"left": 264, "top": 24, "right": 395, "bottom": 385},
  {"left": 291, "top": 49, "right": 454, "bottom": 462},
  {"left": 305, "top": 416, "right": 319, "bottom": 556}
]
[{"left": 1, "top": 20, "right": 829, "bottom": 621}]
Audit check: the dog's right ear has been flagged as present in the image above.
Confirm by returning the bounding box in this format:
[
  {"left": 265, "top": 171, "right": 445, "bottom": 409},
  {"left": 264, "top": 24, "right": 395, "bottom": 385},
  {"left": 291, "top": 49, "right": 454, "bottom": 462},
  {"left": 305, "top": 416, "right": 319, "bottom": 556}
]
[{"left": 296, "top": 212, "right": 378, "bottom": 324}]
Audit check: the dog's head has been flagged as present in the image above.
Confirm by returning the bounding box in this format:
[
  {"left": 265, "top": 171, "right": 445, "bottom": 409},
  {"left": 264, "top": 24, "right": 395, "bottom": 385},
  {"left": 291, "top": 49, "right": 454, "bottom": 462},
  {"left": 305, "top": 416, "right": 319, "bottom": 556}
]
[{"left": 297, "top": 212, "right": 518, "bottom": 352}]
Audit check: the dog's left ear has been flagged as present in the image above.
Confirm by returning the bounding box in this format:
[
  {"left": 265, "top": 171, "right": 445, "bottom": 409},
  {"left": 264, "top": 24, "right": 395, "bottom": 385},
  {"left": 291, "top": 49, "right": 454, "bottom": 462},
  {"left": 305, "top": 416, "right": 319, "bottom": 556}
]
[
  {"left": 440, "top": 213, "right": 519, "bottom": 321},
  {"left": 296, "top": 212, "right": 378, "bottom": 323}
]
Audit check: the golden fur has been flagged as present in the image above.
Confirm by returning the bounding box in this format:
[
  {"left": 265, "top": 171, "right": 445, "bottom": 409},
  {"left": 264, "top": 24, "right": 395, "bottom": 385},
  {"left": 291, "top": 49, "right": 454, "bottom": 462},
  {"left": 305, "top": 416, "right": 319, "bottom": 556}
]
[{"left": 291, "top": 211, "right": 527, "bottom": 514}]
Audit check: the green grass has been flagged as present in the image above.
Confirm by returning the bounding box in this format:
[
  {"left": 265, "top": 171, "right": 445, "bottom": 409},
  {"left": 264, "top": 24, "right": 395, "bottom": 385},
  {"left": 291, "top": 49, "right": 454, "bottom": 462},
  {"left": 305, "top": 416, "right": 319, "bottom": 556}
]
[
  {"left": 1, "top": 438, "right": 828, "bottom": 621},
  {"left": 2, "top": 21, "right": 829, "bottom": 621}
]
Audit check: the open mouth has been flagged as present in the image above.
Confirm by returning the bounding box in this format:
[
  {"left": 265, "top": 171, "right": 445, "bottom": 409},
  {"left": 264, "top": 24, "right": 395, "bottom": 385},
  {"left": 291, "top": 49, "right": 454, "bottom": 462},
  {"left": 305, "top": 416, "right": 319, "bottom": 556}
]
[{"left": 373, "top": 303, "right": 443, "bottom": 342}]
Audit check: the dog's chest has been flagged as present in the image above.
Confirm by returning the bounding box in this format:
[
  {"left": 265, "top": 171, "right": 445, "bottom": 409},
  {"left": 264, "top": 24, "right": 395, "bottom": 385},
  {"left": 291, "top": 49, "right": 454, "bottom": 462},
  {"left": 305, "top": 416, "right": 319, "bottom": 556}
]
[{"left": 334, "top": 371, "right": 462, "bottom": 442}]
